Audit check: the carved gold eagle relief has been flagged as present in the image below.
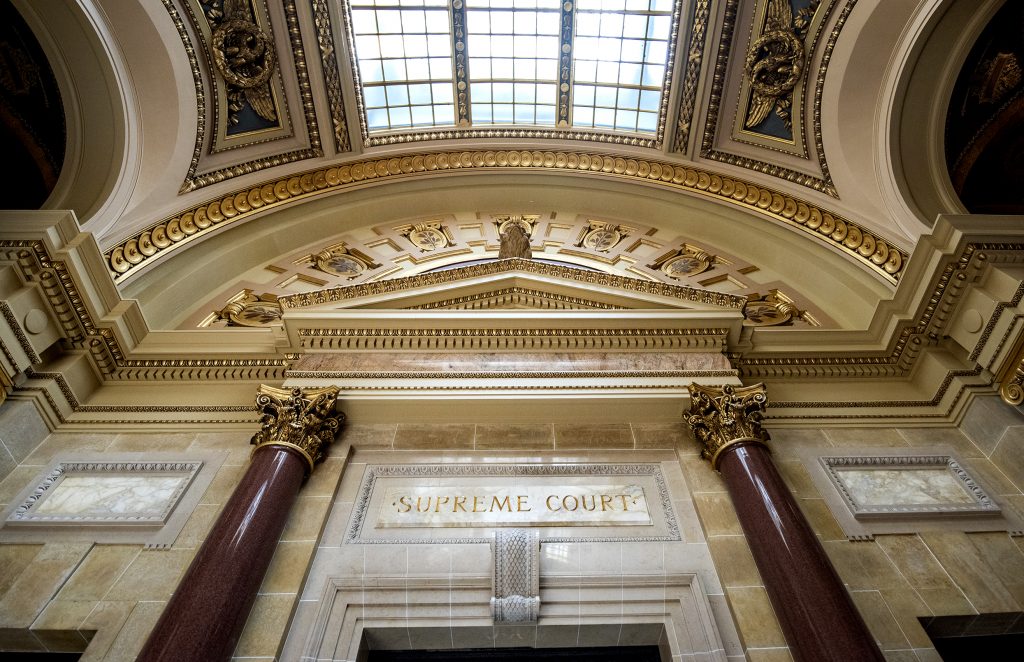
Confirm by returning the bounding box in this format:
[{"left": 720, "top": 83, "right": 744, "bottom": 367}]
[
  {"left": 744, "top": 0, "right": 818, "bottom": 130},
  {"left": 210, "top": 0, "right": 277, "bottom": 124}
]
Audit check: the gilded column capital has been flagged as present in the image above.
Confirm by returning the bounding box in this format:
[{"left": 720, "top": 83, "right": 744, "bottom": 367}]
[
  {"left": 1000, "top": 354, "right": 1024, "bottom": 406},
  {"left": 251, "top": 385, "right": 345, "bottom": 474},
  {"left": 686, "top": 383, "right": 770, "bottom": 470}
]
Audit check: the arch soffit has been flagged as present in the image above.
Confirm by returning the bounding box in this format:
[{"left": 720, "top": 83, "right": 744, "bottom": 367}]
[
  {"left": 18, "top": 0, "right": 198, "bottom": 236},
  {"left": 824, "top": 0, "right": 1000, "bottom": 238},
  {"left": 109, "top": 154, "right": 908, "bottom": 298},
  {"left": 122, "top": 174, "right": 893, "bottom": 332}
]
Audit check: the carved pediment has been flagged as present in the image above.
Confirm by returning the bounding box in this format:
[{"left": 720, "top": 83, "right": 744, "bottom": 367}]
[{"left": 279, "top": 259, "right": 747, "bottom": 313}]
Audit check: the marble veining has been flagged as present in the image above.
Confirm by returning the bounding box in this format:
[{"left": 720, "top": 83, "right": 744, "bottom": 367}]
[
  {"left": 294, "top": 351, "right": 731, "bottom": 373},
  {"left": 33, "top": 475, "right": 190, "bottom": 519},
  {"left": 836, "top": 469, "right": 976, "bottom": 507}
]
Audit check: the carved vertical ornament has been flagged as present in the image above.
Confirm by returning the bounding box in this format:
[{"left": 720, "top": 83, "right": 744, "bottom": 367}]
[
  {"left": 251, "top": 385, "right": 344, "bottom": 474},
  {"left": 491, "top": 528, "right": 540, "bottom": 623},
  {"left": 1001, "top": 357, "right": 1024, "bottom": 406},
  {"left": 686, "top": 383, "right": 770, "bottom": 469}
]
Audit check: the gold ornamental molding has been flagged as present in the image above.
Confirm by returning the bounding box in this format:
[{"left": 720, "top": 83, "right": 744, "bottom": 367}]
[
  {"left": 999, "top": 335, "right": 1024, "bottom": 407},
  {"left": 297, "top": 327, "right": 731, "bottom": 353},
  {"left": 251, "top": 385, "right": 344, "bottom": 474},
  {"left": 686, "top": 383, "right": 770, "bottom": 470},
  {"left": 279, "top": 258, "right": 748, "bottom": 309},
  {"left": 105, "top": 150, "right": 907, "bottom": 285}
]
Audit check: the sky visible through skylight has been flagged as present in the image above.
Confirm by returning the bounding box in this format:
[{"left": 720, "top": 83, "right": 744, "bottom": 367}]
[{"left": 348, "top": 0, "right": 676, "bottom": 134}]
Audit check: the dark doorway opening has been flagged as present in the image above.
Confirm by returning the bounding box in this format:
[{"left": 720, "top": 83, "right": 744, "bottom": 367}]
[
  {"left": 368, "top": 645, "right": 663, "bottom": 662},
  {"left": 920, "top": 612, "right": 1024, "bottom": 660}
]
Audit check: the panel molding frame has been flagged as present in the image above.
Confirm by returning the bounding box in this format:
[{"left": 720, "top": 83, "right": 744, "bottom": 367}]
[{"left": 0, "top": 451, "right": 227, "bottom": 548}]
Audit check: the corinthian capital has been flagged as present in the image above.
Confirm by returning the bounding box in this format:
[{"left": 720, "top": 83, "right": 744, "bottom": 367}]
[
  {"left": 251, "top": 385, "right": 345, "bottom": 474},
  {"left": 686, "top": 383, "right": 770, "bottom": 469}
]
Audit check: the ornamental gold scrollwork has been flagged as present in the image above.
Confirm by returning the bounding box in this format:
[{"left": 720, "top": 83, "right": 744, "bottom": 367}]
[
  {"left": 312, "top": 243, "right": 380, "bottom": 279},
  {"left": 211, "top": 290, "right": 282, "bottom": 327},
  {"left": 575, "top": 220, "right": 634, "bottom": 253},
  {"left": 251, "top": 385, "right": 345, "bottom": 474},
  {"left": 742, "top": 290, "right": 813, "bottom": 327},
  {"left": 208, "top": 0, "right": 277, "bottom": 124},
  {"left": 648, "top": 245, "right": 716, "bottom": 279},
  {"left": 744, "top": 0, "right": 819, "bottom": 130},
  {"left": 396, "top": 221, "right": 454, "bottom": 252},
  {"left": 686, "top": 383, "right": 771, "bottom": 470},
  {"left": 1000, "top": 351, "right": 1024, "bottom": 407}
]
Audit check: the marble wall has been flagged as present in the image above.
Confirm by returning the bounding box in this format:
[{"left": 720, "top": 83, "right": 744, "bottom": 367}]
[{"left": 0, "top": 394, "right": 1020, "bottom": 661}]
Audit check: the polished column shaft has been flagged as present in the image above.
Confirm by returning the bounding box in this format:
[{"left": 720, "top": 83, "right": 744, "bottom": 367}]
[
  {"left": 138, "top": 386, "right": 343, "bottom": 662},
  {"left": 719, "top": 443, "right": 884, "bottom": 662},
  {"left": 686, "top": 383, "right": 883, "bottom": 662},
  {"left": 136, "top": 446, "right": 306, "bottom": 662}
]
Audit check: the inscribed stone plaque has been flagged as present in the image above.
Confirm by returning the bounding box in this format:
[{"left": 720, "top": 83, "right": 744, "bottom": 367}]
[
  {"left": 345, "top": 463, "right": 679, "bottom": 544},
  {"left": 376, "top": 482, "right": 652, "bottom": 528}
]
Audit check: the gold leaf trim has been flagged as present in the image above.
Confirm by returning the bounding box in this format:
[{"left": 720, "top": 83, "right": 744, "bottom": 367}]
[
  {"left": 105, "top": 151, "right": 907, "bottom": 284},
  {"left": 279, "top": 258, "right": 747, "bottom": 309}
]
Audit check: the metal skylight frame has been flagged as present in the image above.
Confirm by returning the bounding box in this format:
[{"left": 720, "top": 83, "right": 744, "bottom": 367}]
[{"left": 342, "top": 0, "right": 683, "bottom": 148}]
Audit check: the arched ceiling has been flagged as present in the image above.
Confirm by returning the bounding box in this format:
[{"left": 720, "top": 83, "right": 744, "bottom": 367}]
[{"left": 12, "top": 0, "right": 997, "bottom": 329}]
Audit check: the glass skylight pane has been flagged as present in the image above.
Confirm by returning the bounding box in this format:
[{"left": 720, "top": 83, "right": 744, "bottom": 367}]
[
  {"left": 466, "top": 3, "right": 560, "bottom": 126},
  {"left": 364, "top": 87, "right": 387, "bottom": 107},
  {"left": 349, "top": 0, "right": 456, "bottom": 131},
  {"left": 638, "top": 111, "right": 657, "bottom": 132},
  {"left": 570, "top": 0, "right": 673, "bottom": 133},
  {"left": 351, "top": 0, "right": 677, "bottom": 135}
]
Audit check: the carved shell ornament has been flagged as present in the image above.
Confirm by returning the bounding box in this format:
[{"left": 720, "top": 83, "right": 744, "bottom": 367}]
[
  {"left": 744, "top": 0, "right": 819, "bottom": 129},
  {"left": 210, "top": 0, "right": 277, "bottom": 122}
]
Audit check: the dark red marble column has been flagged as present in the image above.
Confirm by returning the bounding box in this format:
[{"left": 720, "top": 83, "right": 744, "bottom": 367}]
[
  {"left": 687, "top": 384, "right": 883, "bottom": 662},
  {"left": 137, "top": 386, "right": 343, "bottom": 662}
]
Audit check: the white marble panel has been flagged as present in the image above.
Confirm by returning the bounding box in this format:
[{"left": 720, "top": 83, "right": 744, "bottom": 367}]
[
  {"left": 6, "top": 460, "right": 203, "bottom": 526},
  {"left": 34, "top": 475, "right": 190, "bottom": 519},
  {"left": 836, "top": 468, "right": 976, "bottom": 507}
]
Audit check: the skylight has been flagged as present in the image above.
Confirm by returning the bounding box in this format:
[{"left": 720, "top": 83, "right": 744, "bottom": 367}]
[{"left": 346, "top": 0, "right": 677, "bottom": 136}]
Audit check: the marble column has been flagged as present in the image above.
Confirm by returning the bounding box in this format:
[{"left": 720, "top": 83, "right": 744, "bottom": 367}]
[
  {"left": 137, "top": 386, "right": 344, "bottom": 662},
  {"left": 686, "top": 383, "right": 884, "bottom": 662}
]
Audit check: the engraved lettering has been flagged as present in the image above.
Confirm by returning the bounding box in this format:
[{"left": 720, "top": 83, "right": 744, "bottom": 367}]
[{"left": 376, "top": 482, "right": 652, "bottom": 528}]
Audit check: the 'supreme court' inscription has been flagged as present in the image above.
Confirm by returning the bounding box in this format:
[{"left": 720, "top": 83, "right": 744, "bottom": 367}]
[
  {"left": 347, "top": 464, "right": 680, "bottom": 544},
  {"left": 377, "top": 484, "right": 652, "bottom": 528}
]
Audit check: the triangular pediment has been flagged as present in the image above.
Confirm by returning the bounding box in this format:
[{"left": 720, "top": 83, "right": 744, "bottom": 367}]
[{"left": 279, "top": 259, "right": 747, "bottom": 313}]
